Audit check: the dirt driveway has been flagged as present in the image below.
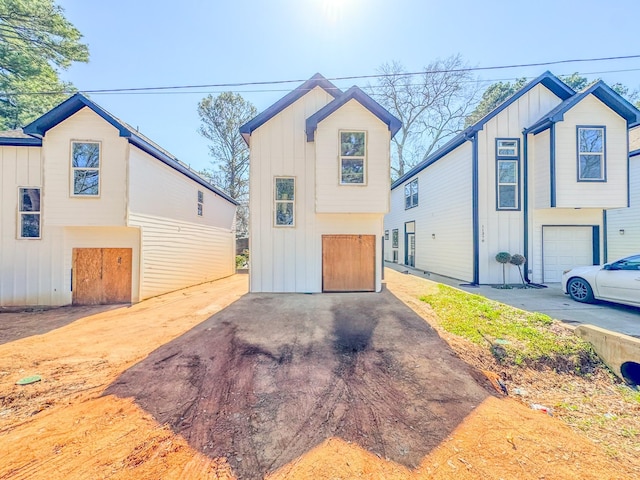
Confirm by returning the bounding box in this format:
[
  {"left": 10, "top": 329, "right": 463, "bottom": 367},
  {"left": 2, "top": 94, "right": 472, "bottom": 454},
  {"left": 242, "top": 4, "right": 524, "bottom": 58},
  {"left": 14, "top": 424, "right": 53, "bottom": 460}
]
[
  {"left": 105, "top": 290, "right": 491, "bottom": 478},
  {"left": 1, "top": 273, "right": 636, "bottom": 479}
]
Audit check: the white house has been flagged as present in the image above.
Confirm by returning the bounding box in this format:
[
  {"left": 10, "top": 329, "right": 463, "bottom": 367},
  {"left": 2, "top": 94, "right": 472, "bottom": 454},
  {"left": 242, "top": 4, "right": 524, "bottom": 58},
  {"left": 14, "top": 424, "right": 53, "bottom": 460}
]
[
  {"left": 0, "top": 94, "right": 237, "bottom": 306},
  {"left": 384, "top": 72, "right": 640, "bottom": 285},
  {"left": 606, "top": 126, "right": 640, "bottom": 260},
  {"left": 240, "top": 74, "right": 401, "bottom": 292}
]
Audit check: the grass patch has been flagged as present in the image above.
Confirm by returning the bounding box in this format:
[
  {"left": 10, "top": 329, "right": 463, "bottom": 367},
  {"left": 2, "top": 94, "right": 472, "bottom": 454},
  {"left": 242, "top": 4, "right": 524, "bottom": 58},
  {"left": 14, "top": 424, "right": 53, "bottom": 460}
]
[{"left": 420, "top": 283, "right": 600, "bottom": 373}]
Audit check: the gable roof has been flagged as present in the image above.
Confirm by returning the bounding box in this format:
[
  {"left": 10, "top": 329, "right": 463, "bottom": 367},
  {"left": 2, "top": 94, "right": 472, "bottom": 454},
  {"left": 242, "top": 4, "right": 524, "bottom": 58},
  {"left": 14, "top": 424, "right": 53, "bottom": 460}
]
[
  {"left": 391, "top": 71, "right": 575, "bottom": 189},
  {"left": 524, "top": 80, "right": 640, "bottom": 135},
  {"left": 305, "top": 85, "right": 401, "bottom": 141},
  {"left": 239, "top": 73, "right": 342, "bottom": 144},
  {"left": 630, "top": 126, "right": 640, "bottom": 157},
  {"left": 18, "top": 93, "right": 237, "bottom": 205}
]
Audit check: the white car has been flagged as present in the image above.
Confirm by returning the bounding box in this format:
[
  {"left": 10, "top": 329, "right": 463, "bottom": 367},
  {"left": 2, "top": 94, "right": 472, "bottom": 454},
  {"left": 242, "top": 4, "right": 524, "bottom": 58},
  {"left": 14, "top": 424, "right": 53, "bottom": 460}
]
[{"left": 561, "top": 254, "right": 640, "bottom": 307}]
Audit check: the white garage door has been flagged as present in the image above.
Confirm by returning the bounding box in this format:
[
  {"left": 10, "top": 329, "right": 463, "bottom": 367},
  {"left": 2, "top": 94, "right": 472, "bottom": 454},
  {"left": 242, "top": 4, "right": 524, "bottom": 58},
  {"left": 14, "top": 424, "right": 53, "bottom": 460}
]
[{"left": 543, "top": 226, "right": 594, "bottom": 283}]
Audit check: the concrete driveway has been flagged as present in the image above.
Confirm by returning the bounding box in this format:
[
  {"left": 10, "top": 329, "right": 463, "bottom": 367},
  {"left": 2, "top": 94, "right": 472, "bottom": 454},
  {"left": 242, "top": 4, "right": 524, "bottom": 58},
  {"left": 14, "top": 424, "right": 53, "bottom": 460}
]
[
  {"left": 386, "top": 263, "right": 640, "bottom": 338},
  {"left": 105, "top": 288, "right": 492, "bottom": 479}
]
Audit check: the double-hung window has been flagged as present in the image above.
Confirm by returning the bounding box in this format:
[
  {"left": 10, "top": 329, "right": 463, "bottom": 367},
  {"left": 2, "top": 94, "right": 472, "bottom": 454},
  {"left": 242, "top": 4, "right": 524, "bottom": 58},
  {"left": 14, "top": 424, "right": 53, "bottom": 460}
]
[
  {"left": 19, "top": 187, "right": 41, "bottom": 238},
  {"left": 340, "top": 131, "right": 366, "bottom": 184},
  {"left": 404, "top": 178, "right": 418, "bottom": 209},
  {"left": 577, "top": 127, "right": 605, "bottom": 181},
  {"left": 496, "top": 139, "right": 519, "bottom": 210},
  {"left": 197, "top": 190, "right": 204, "bottom": 216},
  {"left": 71, "top": 141, "right": 100, "bottom": 196},
  {"left": 274, "top": 177, "right": 295, "bottom": 226}
]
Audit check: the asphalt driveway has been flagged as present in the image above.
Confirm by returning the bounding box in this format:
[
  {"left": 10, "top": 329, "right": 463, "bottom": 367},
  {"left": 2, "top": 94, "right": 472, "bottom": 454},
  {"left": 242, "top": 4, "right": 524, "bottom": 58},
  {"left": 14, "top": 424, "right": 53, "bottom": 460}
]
[
  {"left": 386, "top": 263, "right": 640, "bottom": 338},
  {"left": 105, "top": 288, "right": 491, "bottom": 479}
]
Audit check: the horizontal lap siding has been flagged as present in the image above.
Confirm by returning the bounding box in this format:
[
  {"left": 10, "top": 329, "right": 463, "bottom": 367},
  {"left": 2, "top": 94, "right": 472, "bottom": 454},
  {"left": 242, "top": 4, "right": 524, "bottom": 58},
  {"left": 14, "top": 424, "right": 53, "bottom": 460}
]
[
  {"left": 128, "top": 145, "right": 236, "bottom": 300},
  {"left": 607, "top": 156, "right": 639, "bottom": 259},
  {"left": 129, "top": 213, "right": 234, "bottom": 299}
]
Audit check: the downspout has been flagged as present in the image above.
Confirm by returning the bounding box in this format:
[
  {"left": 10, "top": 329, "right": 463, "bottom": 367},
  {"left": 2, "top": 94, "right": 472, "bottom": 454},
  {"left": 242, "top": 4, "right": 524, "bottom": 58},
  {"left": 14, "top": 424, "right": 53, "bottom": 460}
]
[
  {"left": 471, "top": 133, "right": 480, "bottom": 285},
  {"left": 522, "top": 132, "right": 531, "bottom": 283}
]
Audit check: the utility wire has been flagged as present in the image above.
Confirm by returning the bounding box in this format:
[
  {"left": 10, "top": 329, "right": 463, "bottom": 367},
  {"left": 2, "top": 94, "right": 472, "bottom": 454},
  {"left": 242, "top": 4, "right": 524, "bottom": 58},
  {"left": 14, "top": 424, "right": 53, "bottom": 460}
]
[{"left": 1, "top": 53, "right": 640, "bottom": 96}]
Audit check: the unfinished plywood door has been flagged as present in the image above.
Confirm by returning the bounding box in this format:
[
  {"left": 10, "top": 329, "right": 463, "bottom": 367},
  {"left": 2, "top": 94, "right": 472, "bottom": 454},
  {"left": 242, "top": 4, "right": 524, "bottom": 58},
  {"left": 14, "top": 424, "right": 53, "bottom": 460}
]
[
  {"left": 72, "top": 248, "right": 132, "bottom": 305},
  {"left": 322, "top": 235, "right": 375, "bottom": 292}
]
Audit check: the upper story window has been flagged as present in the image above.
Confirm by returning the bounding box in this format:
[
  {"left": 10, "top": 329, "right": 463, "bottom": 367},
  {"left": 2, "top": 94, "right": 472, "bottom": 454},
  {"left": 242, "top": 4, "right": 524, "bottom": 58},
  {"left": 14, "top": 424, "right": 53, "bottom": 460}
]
[
  {"left": 404, "top": 178, "right": 418, "bottom": 209},
  {"left": 385, "top": 230, "right": 389, "bottom": 240},
  {"left": 71, "top": 141, "right": 100, "bottom": 196},
  {"left": 577, "top": 127, "right": 605, "bottom": 181},
  {"left": 197, "top": 190, "right": 204, "bottom": 216},
  {"left": 274, "top": 177, "right": 295, "bottom": 226},
  {"left": 340, "top": 131, "right": 366, "bottom": 184},
  {"left": 19, "top": 187, "right": 41, "bottom": 239},
  {"left": 496, "top": 139, "right": 520, "bottom": 210}
]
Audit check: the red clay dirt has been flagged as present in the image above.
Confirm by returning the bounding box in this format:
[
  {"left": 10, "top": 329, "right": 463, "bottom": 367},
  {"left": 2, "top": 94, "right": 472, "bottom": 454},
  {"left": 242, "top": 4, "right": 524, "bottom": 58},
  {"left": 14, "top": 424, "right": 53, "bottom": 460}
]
[{"left": 0, "top": 272, "right": 637, "bottom": 479}]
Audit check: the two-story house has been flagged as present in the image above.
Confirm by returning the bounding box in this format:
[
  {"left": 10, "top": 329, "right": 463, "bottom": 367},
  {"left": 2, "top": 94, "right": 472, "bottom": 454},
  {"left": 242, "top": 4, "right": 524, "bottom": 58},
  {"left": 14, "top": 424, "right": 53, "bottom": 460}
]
[
  {"left": 384, "top": 71, "right": 640, "bottom": 285},
  {"left": 240, "top": 74, "right": 401, "bottom": 292},
  {"left": 1, "top": 93, "right": 237, "bottom": 306}
]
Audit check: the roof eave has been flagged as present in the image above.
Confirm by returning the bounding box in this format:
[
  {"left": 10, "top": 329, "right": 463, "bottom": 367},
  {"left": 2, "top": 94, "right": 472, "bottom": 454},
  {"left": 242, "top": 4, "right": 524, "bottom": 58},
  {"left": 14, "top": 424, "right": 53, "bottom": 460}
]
[{"left": 0, "top": 136, "right": 42, "bottom": 146}]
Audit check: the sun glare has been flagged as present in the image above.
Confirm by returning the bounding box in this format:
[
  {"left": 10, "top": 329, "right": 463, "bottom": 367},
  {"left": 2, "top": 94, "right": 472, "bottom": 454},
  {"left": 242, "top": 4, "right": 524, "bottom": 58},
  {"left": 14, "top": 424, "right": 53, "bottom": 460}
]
[{"left": 321, "top": 0, "right": 349, "bottom": 25}]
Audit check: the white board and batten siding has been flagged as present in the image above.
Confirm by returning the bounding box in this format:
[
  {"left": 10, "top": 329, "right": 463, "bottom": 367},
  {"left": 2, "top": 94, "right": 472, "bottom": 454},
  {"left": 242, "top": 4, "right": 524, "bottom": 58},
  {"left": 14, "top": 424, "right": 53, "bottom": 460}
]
[
  {"left": 315, "top": 99, "right": 390, "bottom": 214},
  {"left": 127, "top": 146, "right": 236, "bottom": 300},
  {"left": 249, "top": 86, "right": 386, "bottom": 292},
  {"left": 0, "top": 145, "right": 64, "bottom": 306},
  {"left": 607, "top": 156, "right": 640, "bottom": 260},
  {"left": 476, "top": 84, "right": 563, "bottom": 284},
  {"left": 554, "top": 95, "right": 628, "bottom": 209},
  {"left": 42, "top": 107, "right": 129, "bottom": 227},
  {"left": 384, "top": 143, "right": 474, "bottom": 282}
]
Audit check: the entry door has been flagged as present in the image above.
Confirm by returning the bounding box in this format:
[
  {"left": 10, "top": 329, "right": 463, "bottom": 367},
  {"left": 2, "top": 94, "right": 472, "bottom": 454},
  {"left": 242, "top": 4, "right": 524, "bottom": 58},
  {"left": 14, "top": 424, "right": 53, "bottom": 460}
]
[
  {"left": 406, "top": 233, "right": 415, "bottom": 267},
  {"left": 322, "top": 235, "right": 375, "bottom": 292},
  {"left": 72, "top": 248, "right": 132, "bottom": 305}
]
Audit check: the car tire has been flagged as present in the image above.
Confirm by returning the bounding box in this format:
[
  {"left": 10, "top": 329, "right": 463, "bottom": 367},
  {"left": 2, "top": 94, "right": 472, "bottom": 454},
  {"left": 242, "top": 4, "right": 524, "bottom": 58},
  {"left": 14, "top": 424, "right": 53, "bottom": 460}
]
[{"left": 567, "top": 277, "right": 594, "bottom": 303}]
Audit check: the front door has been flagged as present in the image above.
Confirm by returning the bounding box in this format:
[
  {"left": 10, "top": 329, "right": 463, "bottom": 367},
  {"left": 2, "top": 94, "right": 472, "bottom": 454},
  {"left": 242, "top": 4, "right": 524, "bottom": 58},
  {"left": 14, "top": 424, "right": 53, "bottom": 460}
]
[
  {"left": 406, "top": 233, "right": 415, "bottom": 267},
  {"left": 72, "top": 248, "right": 132, "bottom": 305},
  {"left": 322, "top": 235, "right": 375, "bottom": 292}
]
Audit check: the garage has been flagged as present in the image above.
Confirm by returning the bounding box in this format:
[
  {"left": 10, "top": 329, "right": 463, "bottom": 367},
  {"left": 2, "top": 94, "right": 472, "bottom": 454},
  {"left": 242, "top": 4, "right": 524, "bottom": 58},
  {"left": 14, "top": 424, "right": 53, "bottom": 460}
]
[
  {"left": 72, "top": 248, "right": 133, "bottom": 305},
  {"left": 322, "top": 235, "right": 375, "bottom": 292},
  {"left": 542, "top": 226, "right": 597, "bottom": 282}
]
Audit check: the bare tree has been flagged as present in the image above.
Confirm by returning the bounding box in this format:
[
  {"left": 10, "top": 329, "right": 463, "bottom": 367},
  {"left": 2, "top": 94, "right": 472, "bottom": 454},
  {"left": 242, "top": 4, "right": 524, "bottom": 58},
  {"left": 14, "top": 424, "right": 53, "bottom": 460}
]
[
  {"left": 197, "top": 92, "right": 257, "bottom": 238},
  {"left": 368, "top": 55, "right": 480, "bottom": 179}
]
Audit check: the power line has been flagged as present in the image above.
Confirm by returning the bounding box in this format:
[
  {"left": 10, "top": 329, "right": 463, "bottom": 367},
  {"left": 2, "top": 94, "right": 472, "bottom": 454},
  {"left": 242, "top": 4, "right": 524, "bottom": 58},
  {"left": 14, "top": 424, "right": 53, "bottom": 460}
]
[{"left": 2, "top": 53, "right": 640, "bottom": 97}]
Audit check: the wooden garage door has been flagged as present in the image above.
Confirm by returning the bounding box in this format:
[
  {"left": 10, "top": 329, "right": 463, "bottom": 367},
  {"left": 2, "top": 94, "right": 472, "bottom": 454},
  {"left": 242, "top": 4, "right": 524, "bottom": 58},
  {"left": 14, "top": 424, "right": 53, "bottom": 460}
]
[
  {"left": 72, "top": 248, "right": 132, "bottom": 305},
  {"left": 542, "top": 226, "right": 594, "bottom": 283},
  {"left": 322, "top": 235, "right": 375, "bottom": 292}
]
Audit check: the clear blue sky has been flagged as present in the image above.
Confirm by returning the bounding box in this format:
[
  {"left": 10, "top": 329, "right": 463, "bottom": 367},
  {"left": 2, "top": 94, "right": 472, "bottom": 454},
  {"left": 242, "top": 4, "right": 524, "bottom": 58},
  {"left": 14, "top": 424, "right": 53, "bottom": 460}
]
[{"left": 57, "top": 0, "right": 640, "bottom": 173}]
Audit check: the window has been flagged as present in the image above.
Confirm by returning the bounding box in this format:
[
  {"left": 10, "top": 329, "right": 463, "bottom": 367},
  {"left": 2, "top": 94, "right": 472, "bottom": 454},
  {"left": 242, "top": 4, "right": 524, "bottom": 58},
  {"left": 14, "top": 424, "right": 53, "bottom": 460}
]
[
  {"left": 392, "top": 229, "right": 398, "bottom": 248},
  {"left": 577, "top": 127, "right": 605, "bottom": 181},
  {"left": 496, "top": 139, "right": 519, "bottom": 210},
  {"left": 385, "top": 230, "right": 389, "bottom": 240},
  {"left": 275, "top": 177, "right": 295, "bottom": 226},
  {"left": 404, "top": 179, "right": 418, "bottom": 209},
  {"left": 71, "top": 141, "right": 100, "bottom": 196},
  {"left": 340, "top": 131, "right": 366, "bottom": 184},
  {"left": 197, "top": 190, "right": 203, "bottom": 216},
  {"left": 19, "top": 187, "right": 41, "bottom": 238}
]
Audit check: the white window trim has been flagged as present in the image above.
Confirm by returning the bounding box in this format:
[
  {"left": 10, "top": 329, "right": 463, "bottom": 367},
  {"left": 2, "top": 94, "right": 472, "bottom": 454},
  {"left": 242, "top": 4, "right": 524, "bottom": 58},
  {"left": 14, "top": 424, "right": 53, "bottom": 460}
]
[
  {"left": 497, "top": 139, "right": 518, "bottom": 157},
  {"left": 339, "top": 130, "right": 367, "bottom": 185},
  {"left": 274, "top": 176, "right": 295, "bottom": 227},
  {"left": 70, "top": 140, "right": 101, "bottom": 197},
  {"left": 18, "top": 186, "right": 42, "bottom": 239}
]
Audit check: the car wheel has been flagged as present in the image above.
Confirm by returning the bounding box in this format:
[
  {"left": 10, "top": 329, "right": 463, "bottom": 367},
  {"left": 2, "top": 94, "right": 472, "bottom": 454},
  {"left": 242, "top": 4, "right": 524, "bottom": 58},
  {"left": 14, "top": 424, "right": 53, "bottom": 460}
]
[{"left": 567, "top": 277, "right": 594, "bottom": 303}]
